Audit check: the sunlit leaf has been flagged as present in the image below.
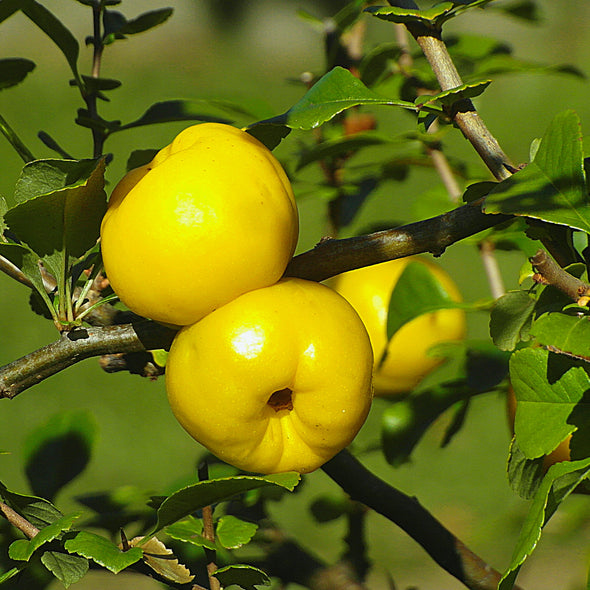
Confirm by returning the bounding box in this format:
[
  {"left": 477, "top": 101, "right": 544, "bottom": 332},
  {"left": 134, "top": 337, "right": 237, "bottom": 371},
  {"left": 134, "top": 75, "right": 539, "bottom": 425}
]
[
  {"left": 416, "top": 80, "right": 491, "bottom": 107},
  {"left": 530, "top": 312, "right": 590, "bottom": 360},
  {"left": 165, "top": 515, "right": 215, "bottom": 549},
  {"left": 484, "top": 110, "right": 590, "bottom": 233},
  {"left": 65, "top": 531, "right": 142, "bottom": 574},
  {"left": 216, "top": 515, "right": 258, "bottom": 549},
  {"left": 499, "top": 459, "right": 590, "bottom": 590}
]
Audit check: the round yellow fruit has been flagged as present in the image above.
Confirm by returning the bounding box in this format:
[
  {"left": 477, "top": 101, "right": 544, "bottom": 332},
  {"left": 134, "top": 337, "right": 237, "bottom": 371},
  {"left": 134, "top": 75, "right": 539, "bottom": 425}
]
[
  {"left": 100, "top": 123, "right": 299, "bottom": 326},
  {"left": 329, "top": 257, "right": 466, "bottom": 396},
  {"left": 165, "top": 278, "right": 374, "bottom": 474}
]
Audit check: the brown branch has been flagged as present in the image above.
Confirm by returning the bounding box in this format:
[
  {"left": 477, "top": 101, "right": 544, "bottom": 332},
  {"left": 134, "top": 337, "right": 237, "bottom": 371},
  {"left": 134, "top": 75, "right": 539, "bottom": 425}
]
[
  {"left": 286, "top": 199, "right": 511, "bottom": 282},
  {"left": 322, "top": 450, "right": 525, "bottom": 590},
  {"left": 0, "top": 500, "right": 39, "bottom": 539},
  {"left": 0, "top": 321, "right": 176, "bottom": 399},
  {"left": 530, "top": 249, "right": 590, "bottom": 303}
]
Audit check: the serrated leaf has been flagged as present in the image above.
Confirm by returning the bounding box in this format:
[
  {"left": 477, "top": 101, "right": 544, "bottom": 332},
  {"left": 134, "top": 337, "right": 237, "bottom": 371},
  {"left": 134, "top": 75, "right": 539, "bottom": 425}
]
[
  {"left": 530, "top": 312, "right": 590, "bottom": 360},
  {"left": 8, "top": 513, "right": 81, "bottom": 561},
  {"left": 507, "top": 438, "right": 545, "bottom": 500},
  {"left": 5, "top": 158, "right": 107, "bottom": 314},
  {"left": 117, "top": 100, "right": 232, "bottom": 132},
  {"left": 489, "top": 290, "right": 536, "bottom": 351},
  {"left": 24, "top": 411, "right": 97, "bottom": 501},
  {"left": 40, "top": 550, "right": 88, "bottom": 588},
  {"left": 0, "top": 482, "right": 63, "bottom": 528},
  {"left": 128, "top": 536, "right": 194, "bottom": 584},
  {"left": 385, "top": 261, "right": 460, "bottom": 342},
  {"left": 499, "top": 459, "right": 590, "bottom": 590},
  {"left": 216, "top": 515, "right": 258, "bottom": 550},
  {"left": 510, "top": 347, "right": 590, "bottom": 459},
  {"left": 64, "top": 531, "right": 142, "bottom": 573},
  {"left": 0, "top": 58, "right": 35, "bottom": 90},
  {"left": 213, "top": 564, "right": 271, "bottom": 590},
  {"left": 165, "top": 515, "right": 216, "bottom": 549},
  {"left": 484, "top": 110, "right": 590, "bottom": 233},
  {"left": 250, "top": 67, "right": 418, "bottom": 136},
  {"left": 147, "top": 473, "right": 299, "bottom": 538},
  {"left": 416, "top": 80, "right": 491, "bottom": 107},
  {"left": 20, "top": 0, "right": 80, "bottom": 84}
]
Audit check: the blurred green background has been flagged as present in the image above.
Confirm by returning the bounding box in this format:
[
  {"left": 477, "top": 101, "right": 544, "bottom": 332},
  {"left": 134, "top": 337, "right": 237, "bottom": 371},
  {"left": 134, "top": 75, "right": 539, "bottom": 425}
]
[{"left": 1, "top": 1, "right": 590, "bottom": 589}]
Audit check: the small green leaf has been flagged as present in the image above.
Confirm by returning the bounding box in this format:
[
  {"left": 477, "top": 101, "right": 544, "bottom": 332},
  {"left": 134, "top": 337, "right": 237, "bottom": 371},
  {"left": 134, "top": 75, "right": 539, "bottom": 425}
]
[
  {"left": 0, "top": 482, "right": 63, "bottom": 528},
  {"left": 416, "top": 80, "right": 491, "bottom": 107},
  {"left": 385, "top": 261, "right": 459, "bottom": 342},
  {"left": 24, "top": 411, "right": 98, "bottom": 501},
  {"left": 510, "top": 347, "right": 590, "bottom": 460},
  {"left": 250, "top": 67, "right": 418, "bottom": 134},
  {"left": 489, "top": 290, "right": 536, "bottom": 351},
  {"left": 0, "top": 58, "right": 35, "bottom": 90},
  {"left": 147, "top": 473, "right": 299, "bottom": 538},
  {"left": 165, "top": 515, "right": 216, "bottom": 549},
  {"left": 0, "top": 566, "right": 21, "bottom": 583},
  {"left": 40, "top": 550, "right": 89, "bottom": 588},
  {"left": 530, "top": 312, "right": 590, "bottom": 359},
  {"left": 21, "top": 0, "right": 81, "bottom": 85},
  {"left": 117, "top": 100, "right": 232, "bottom": 132},
  {"left": 8, "top": 513, "right": 81, "bottom": 561},
  {"left": 484, "top": 110, "right": 590, "bottom": 233},
  {"left": 216, "top": 515, "right": 258, "bottom": 550},
  {"left": 499, "top": 459, "right": 590, "bottom": 590},
  {"left": 213, "top": 564, "right": 271, "bottom": 590},
  {"left": 507, "top": 438, "right": 546, "bottom": 500},
  {"left": 118, "top": 8, "right": 173, "bottom": 35},
  {"left": 64, "top": 531, "right": 142, "bottom": 573},
  {"left": 365, "top": 3, "right": 455, "bottom": 27}
]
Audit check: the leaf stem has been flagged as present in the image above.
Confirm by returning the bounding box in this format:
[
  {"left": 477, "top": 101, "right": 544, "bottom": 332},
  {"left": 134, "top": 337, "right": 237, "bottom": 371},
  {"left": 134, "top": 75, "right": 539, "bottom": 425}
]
[
  {"left": 0, "top": 112, "right": 35, "bottom": 163},
  {"left": 198, "top": 462, "right": 221, "bottom": 590},
  {"left": 0, "top": 500, "right": 39, "bottom": 539}
]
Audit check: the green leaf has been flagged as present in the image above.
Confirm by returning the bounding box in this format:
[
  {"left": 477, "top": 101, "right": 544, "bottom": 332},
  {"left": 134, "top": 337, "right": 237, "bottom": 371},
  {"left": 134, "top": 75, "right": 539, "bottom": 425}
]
[
  {"left": 484, "top": 110, "right": 590, "bottom": 233},
  {"left": 385, "top": 261, "right": 459, "bottom": 342},
  {"left": 8, "top": 513, "right": 81, "bottom": 561},
  {"left": 64, "top": 531, "right": 142, "bottom": 573},
  {"left": 20, "top": 0, "right": 80, "bottom": 85},
  {"left": 499, "top": 459, "right": 590, "bottom": 590},
  {"left": 365, "top": 3, "right": 455, "bottom": 27},
  {"left": 5, "top": 158, "right": 107, "bottom": 316},
  {"left": 0, "top": 566, "right": 21, "bottom": 583},
  {"left": 126, "top": 149, "right": 158, "bottom": 171},
  {"left": 165, "top": 515, "right": 216, "bottom": 550},
  {"left": 530, "top": 312, "right": 590, "bottom": 360},
  {"left": 24, "top": 411, "right": 97, "bottom": 501},
  {"left": 40, "top": 550, "right": 89, "bottom": 588},
  {"left": 507, "top": 438, "right": 546, "bottom": 500},
  {"left": 147, "top": 472, "right": 299, "bottom": 538},
  {"left": 118, "top": 8, "right": 173, "bottom": 35},
  {"left": 249, "top": 67, "right": 418, "bottom": 136},
  {"left": 415, "top": 80, "right": 491, "bottom": 107},
  {"left": 510, "top": 347, "right": 590, "bottom": 459},
  {"left": 0, "top": 482, "right": 63, "bottom": 528},
  {"left": 489, "top": 290, "right": 536, "bottom": 351},
  {"left": 213, "top": 564, "right": 271, "bottom": 590},
  {"left": 216, "top": 515, "right": 258, "bottom": 550},
  {"left": 117, "top": 100, "right": 232, "bottom": 132},
  {"left": 0, "top": 58, "right": 35, "bottom": 90},
  {"left": 133, "top": 536, "right": 194, "bottom": 584}
]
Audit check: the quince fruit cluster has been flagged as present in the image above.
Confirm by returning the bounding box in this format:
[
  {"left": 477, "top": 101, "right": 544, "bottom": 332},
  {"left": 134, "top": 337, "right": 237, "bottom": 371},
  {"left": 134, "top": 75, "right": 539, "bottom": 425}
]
[{"left": 100, "top": 123, "right": 374, "bottom": 474}]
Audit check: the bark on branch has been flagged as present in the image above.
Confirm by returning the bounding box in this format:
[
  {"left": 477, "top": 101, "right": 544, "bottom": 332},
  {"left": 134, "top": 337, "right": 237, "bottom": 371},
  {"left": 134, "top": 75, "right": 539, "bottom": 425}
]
[{"left": 322, "top": 450, "right": 524, "bottom": 590}]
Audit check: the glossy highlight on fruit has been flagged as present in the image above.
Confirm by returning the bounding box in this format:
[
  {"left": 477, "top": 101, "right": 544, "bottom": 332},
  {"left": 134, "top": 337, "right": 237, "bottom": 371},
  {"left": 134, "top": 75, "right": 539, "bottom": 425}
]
[
  {"left": 100, "top": 123, "right": 299, "bottom": 326},
  {"left": 330, "top": 257, "right": 466, "bottom": 396},
  {"left": 165, "top": 278, "right": 374, "bottom": 474}
]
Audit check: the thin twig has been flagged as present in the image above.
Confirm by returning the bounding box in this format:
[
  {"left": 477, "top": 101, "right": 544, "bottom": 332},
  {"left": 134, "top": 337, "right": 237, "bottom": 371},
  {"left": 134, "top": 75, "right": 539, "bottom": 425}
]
[
  {"left": 530, "top": 249, "right": 590, "bottom": 303},
  {"left": 322, "top": 450, "right": 524, "bottom": 590},
  {"left": 0, "top": 500, "right": 39, "bottom": 539},
  {"left": 198, "top": 462, "right": 220, "bottom": 590}
]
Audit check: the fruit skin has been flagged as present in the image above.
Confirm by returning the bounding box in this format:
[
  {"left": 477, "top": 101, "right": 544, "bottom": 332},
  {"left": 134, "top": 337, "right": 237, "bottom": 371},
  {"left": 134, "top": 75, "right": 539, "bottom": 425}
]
[
  {"left": 100, "top": 123, "right": 299, "bottom": 326},
  {"left": 329, "top": 257, "right": 466, "bottom": 396},
  {"left": 165, "top": 278, "right": 374, "bottom": 474}
]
